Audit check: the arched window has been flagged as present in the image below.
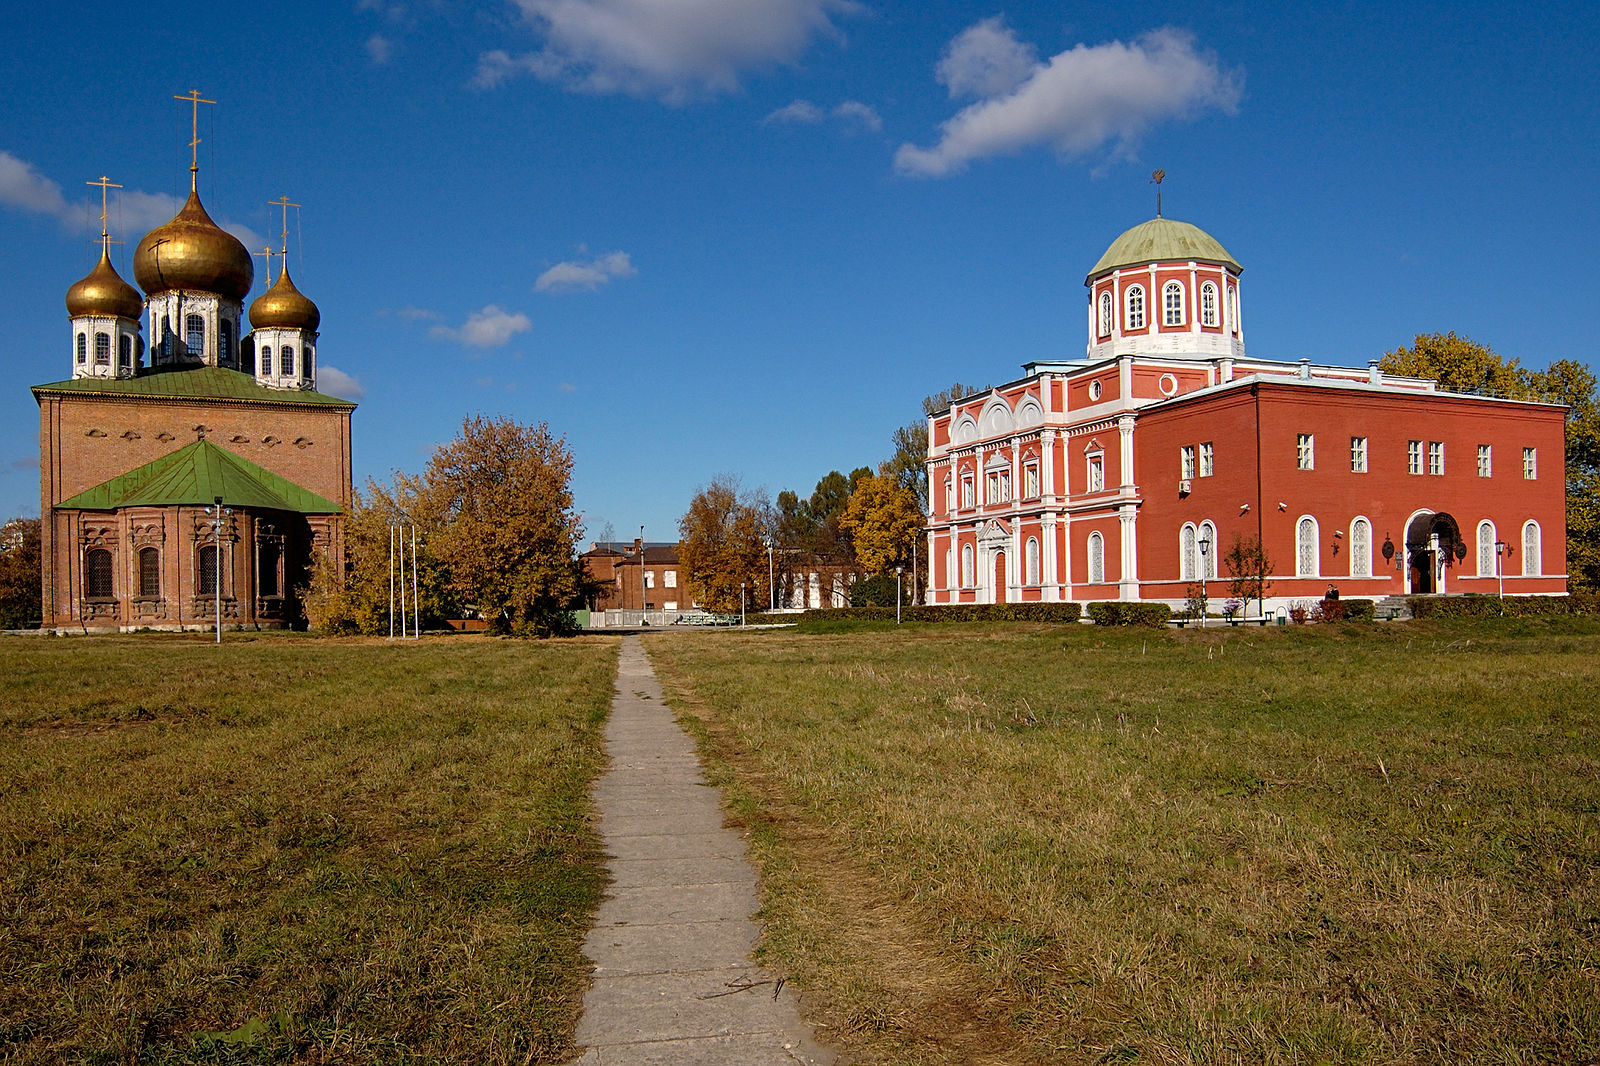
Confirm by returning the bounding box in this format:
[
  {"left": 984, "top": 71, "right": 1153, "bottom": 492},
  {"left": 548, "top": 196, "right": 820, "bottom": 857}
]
[
  {"left": 1125, "top": 285, "right": 1146, "bottom": 331},
  {"left": 94, "top": 332, "right": 111, "bottom": 364},
  {"left": 260, "top": 345, "right": 272, "bottom": 373},
  {"left": 258, "top": 541, "right": 282, "bottom": 597},
  {"left": 1199, "top": 521, "right": 1218, "bottom": 579},
  {"left": 219, "top": 319, "right": 232, "bottom": 364},
  {"left": 1180, "top": 523, "right": 1197, "bottom": 580},
  {"left": 281, "top": 346, "right": 295, "bottom": 376},
  {"left": 1201, "top": 282, "right": 1218, "bottom": 327},
  {"left": 1025, "top": 537, "right": 1040, "bottom": 585},
  {"left": 185, "top": 313, "right": 204, "bottom": 357},
  {"left": 1477, "top": 520, "right": 1496, "bottom": 577},
  {"left": 1228, "top": 286, "right": 1239, "bottom": 334},
  {"left": 1098, "top": 291, "right": 1113, "bottom": 337},
  {"left": 138, "top": 547, "right": 160, "bottom": 597},
  {"left": 1088, "top": 532, "right": 1105, "bottom": 584},
  {"left": 960, "top": 544, "right": 974, "bottom": 587},
  {"left": 76, "top": 333, "right": 87, "bottom": 364},
  {"left": 1297, "top": 516, "right": 1318, "bottom": 576},
  {"left": 1522, "top": 521, "right": 1541, "bottom": 576},
  {"left": 84, "top": 548, "right": 114, "bottom": 600},
  {"left": 1351, "top": 518, "right": 1372, "bottom": 578},
  {"left": 198, "top": 544, "right": 220, "bottom": 596},
  {"left": 1163, "top": 280, "right": 1185, "bottom": 326},
  {"left": 119, "top": 334, "right": 132, "bottom": 368}
]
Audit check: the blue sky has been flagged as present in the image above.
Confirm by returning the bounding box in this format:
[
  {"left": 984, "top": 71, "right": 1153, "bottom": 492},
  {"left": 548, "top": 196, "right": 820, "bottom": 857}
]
[{"left": 4, "top": 1, "right": 1598, "bottom": 540}]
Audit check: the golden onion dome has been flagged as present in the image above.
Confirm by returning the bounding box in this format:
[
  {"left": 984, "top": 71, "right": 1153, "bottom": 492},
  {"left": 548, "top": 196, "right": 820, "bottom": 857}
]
[
  {"left": 133, "top": 187, "right": 253, "bottom": 300},
  {"left": 65, "top": 246, "right": 144, "bottom": 319},
  {"left": 248, "top": 264, "right": 321, "bottom": 331}
]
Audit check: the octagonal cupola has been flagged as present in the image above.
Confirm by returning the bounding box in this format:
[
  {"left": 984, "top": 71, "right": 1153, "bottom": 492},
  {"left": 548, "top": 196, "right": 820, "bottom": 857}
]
[
  {"left": 1084, "top": 215, "right": 1244, "bottom": 362},
  {"left": 246, "top": 259, "right": 320, "bottom": 390},
  {"left": 67, "top": 179, "right": 145, "bottom": 380}
]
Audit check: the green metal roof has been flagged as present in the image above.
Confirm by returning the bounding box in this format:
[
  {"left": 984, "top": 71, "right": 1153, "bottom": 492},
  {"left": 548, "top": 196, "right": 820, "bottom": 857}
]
[
  {"left": 32, "top": 365, "right": 355, "bottom": 407},
  {"left": 1086, "top": 217, "right": 1242, "bottom": 280},
  {"left": 58, "top": 439, "right": 342, "bottom": 514}
]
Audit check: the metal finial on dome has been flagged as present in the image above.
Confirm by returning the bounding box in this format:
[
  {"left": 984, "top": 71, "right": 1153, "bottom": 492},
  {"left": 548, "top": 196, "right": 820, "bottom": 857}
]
[
  {"left": 174, "top": 89, "right": 216, "bottom": 190},
  {"left": 1150, "top": 169, "right": 1166, "bottom": 218}
]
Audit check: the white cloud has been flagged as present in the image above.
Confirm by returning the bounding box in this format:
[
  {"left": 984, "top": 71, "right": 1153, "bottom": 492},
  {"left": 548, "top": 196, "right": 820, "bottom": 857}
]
[
  {"left": 476, "top": 0, "right": 858, "bottom": 101},
  {"left": 832, "top": 99, "right": 881, "bottom": 131},
  {"left": 535, "top": 250, "right": 636, "bottom": 293},
  {"left": 430, "top": 305, "right": 533, "bottom": 347},
  {"left": 395, "top": 306, "right": 441, "bottom": 321},
  {"left": 896, "top": 26, "right": 1241, "bottom": 178},
  {"left": 316, "top": 365, "right": 366, "bottom": 399},
  {"left": 0, "top": 151, "right": 70, "bottom": 216},
  {"left": 366, "top": 34, "right": 395, "bottom": 64},
  {"left": 763, "top": 99, "right": 824, "bottom": 125},
  {"left": 936, "top": 16, "right": 1038, "bottom": 99}
]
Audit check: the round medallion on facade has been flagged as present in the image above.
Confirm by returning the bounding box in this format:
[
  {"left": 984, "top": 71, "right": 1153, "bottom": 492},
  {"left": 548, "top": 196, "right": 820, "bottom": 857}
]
[
  {"left": 66, "top": 248, "right": 144, "bottom": 319},
  {"left": 133, "top": 188, "right": 254, "bottom": 300},
  {"left": 249, "top": 265, "right": 321, "bottom": 332},
  {"left": 1086, "top": 217, "right": 1242, "bottom": 282}
]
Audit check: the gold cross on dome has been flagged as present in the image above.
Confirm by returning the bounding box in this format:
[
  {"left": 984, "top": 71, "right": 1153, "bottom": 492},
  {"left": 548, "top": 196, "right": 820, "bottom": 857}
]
[
  {"left": 174, "top": 89, "right": 216, "bottom": 186},
  {"left": 268, "top": 195, "right": 301, "bottom": 256},
  {"left": 86, "top": 175, "right": 123, "bottom": 249},
  {"left": 255, "top": 245, "right": 276, "bottom": 290}
]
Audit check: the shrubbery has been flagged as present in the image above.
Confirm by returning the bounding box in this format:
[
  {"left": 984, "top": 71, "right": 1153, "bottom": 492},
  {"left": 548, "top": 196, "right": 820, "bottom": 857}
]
[
  {"left": 1314, "top": 597, "right": 1376, "bottom": 622},
  {"left": 1085, "top": 601, "right": 1171, "bottom": 627},
  {"left": 1406, "top": 593, "right": 1600, "bottom": 619},
  {"left": 804, "top": 602, "right": 1083, "bottom": 624}
]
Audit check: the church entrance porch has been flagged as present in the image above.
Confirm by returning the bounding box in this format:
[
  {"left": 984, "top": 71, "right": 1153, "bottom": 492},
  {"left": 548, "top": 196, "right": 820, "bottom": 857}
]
[{"left": 1405, "top": 511, "right": 1464, "bottom": 596}]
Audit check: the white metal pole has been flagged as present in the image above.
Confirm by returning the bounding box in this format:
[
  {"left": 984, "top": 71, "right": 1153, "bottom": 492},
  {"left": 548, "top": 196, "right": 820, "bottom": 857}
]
[
  {"left": 213, "top": 496, "right": 223, "bottom": 645},
  {"left": 412, "top": 525, "right": 420, "bottom": 638},
  {"left": 388, "top": 524, "right": 395, "bottom": 640},
  {"left": 400, "top": 521, "right": 409, "bottom": 639}
]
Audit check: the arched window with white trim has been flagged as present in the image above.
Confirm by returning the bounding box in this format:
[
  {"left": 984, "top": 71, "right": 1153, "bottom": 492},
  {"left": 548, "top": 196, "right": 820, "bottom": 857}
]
[
  {"left": 1180, "top": 523, "right": 1197, "bottom": 580},
  {"left": 76, "top": 333, "right": 87, "bottom": 364},
  {"left": 1098, "top": 291, "right": 1113, "bottom": 337},
  {"left": 185, "top": 313, "right": 204, "bottom": 358},
  {"left": 1522, "top": 521, "right": 1541, "bottom": 576},
  {"left": 281, "top": 346, "right": 295, "bottom": 376},
  {"left": 1351, "top": 518, "right": 1372, "bottom": 578},
  {"left": 1025, "top": 537, "right": 1040, "bottom": 585},
  {"left": 1199, "top": 521, "right": 1218, "bottom": 578},
  {"left": 1163, "top": 280, "right": 1185, "bottom": 326},
  {"left": 1201, "top": 281, "right": 1218, "bottom": 327},
  {"left": 1297, "top": 516, "right": 1319, "bottom": 576},
  {"left": 1477, "top": 520, "right": 1496, "bottom": 577},
  {"left": 1088, "top": 532, "right": 1105, "bottom": 584},
  {"left": 961, "top": 544, "right": 974, "bottom": 587},
  {"left": 94, "top": 332, "right": 111, "bottom": 364},
  {"left": 1125, "top": 285, "right": 1146, "bottom": 331}
]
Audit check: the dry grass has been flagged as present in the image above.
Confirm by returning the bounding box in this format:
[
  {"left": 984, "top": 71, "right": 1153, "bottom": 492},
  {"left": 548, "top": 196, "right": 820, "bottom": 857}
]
[
  {"left": 0, "top": 632, "right": 617, "bottom": 1065},
  {"left": 645, "top": 618, "right": 1600, "bottom": 1065}
]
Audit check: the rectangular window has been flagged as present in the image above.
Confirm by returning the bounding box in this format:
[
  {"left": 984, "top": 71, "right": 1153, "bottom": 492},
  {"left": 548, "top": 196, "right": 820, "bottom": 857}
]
[
  {"left": 1524, "top": 447, "right": 1537, "bottom": 480},
  {"left": 644, "top": 571, "right": 655, "bottom": 589},
  {"left": 1088, "top": 455, "right": 1105, "bottom": 492},
  {"left": 664, "top": 570, "right": 677, "bottom": 588},
  {"left": 664, "top": 600, "right": 678, "bottom": 612},
  {"left": 1428, "top": 441, "right": 1445, "bottom": 476},
  {"left": 1024, "top": 462, "right": 1039, "bottom": 499},
  {"left": 1180, "top": 445, "right": 1196, "bottom": 480},
  {"left": 1297, "top": 433, "right": 1314, "bottom": 470},
  {"left": 1199, "top": 441, "right": 1214, "bottom": 477},
  {"left": 1408, "top": 440, "right": 1423, "bottom": 475},
  {"left": 961, "top": 475, "right": 975, "bottom": 509},
  {"left": 1350, "top": 436, "right": 1368, "bottom": 473},
  {"left": 1477, "top": 444, "right": 1492, "bottom": 478}
]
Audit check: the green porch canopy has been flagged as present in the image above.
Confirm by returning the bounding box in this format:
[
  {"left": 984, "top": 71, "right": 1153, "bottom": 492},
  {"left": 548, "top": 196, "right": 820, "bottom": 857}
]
[{"left": 57, "top": 439, "right": 341, "bottom": 514}]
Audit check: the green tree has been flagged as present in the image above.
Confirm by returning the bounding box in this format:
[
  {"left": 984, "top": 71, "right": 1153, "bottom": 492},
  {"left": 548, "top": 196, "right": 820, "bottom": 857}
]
[
  {"left": 1378, "top": 332, "right": 1528, "bottom": 398},
  {"left": 886, "top": 382, "right": 985, "bottom": 513},
  {"left": 0, "top": 517, "right": 42, "bottom": 630},
  {"left": 422, "top": 417, "right": 584, "bottom": 636},
  {"left": 303, "top": 479, "right": 454, "bottom": 635},
  {"left": 1224, "top": 534, "right": 1273, "bottom": 619},
  {"left": 840, "top": 473, "right": 922, "bottom": 574},
  {"left": 678, "top": 476, "right": 771, "bottom": 613}
]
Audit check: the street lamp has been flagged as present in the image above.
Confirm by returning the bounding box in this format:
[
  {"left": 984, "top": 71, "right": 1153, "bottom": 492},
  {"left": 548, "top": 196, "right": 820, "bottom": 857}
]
[
  {"left": 740, "top": 581, "right": 746, "bottom": 627},
  {"left": 1197, "top": 532, "right": 1211, "bottom": 627},
  {"left": 1495, "top": 540, "right": 1508, "bottom": 599},
  {"left": 896, "top": 565, "right": 903, "bottom": 624},
  {"left": 639, "top": 524, "right": 646, "bottom": 624},
  {"left": 204, "top": 495, "right": 231, "bottom": 644},
  {"left": 767, "top": 537, "right": 775, "bottom": 612}
]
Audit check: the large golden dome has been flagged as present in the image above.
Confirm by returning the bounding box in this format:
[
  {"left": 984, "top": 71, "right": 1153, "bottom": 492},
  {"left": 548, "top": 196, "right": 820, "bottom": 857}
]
[
  {"left": 249, "top": 264, "right": 320, "bottom": 332},
  {"left": 66, "top": 247, "right": 144, "bottom": 319},
  {"left": 133, "top": 187, "right": 253, "bottom": 300}
]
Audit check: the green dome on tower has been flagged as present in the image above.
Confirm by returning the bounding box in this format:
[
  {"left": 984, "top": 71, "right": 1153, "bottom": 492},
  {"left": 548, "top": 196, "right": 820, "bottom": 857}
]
[{"left": 1087, "top": 217, "right": 1241, "bottom": 281}]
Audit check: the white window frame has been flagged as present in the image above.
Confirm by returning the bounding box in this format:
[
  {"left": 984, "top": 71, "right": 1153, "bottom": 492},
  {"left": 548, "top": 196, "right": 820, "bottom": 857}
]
[
  {"left": 1297, "top": 433, "right": 1314, "bottom": 471},
  {"left": 1163, "top": 280, "right": 1186, "bottom": 327},
  {"left": 1087, "top": 453, "right": 1105, "bottom": 493},
  {"left": 1098, "top": 290, "right": 1113, "bottom": 337},
  {"left": 1408, "top": 440, "right": 1423, "bottom": 475},
  {"left": 1351, "top": 517, "right": 1372, "bottom": 578},
  {"left": 1024, "top": 461, "right": 1040, "bottom": 500},
  {"left": 1180, "top": 523, "right": 1198, "bottom": 581},
  {"left": 1477, "top": 520, "right": 1496, "bottom": 577},
  {"left": 1296, "top": 515, "right": 1319, "bottom": 577},
  {"left": 960, "top": 474, "right": 975, "bottom": 510},
  {"left": 1477, "top": 444, "right": 1492, "bottom": 478},
  {"left": 644, "top": 570, "right": 655, "bottom": 589},
  {"left": 1522, "top": 521, "right": 1541, "bottom": 576},
  {"left": 1087, "top": 532, "right": 1105, "bottom": 584},
  {"left": 1199, "top": 521, "right": 1218, "bottom": 579},
  {"left": 1199, "top": 441, "right": 1214, "bottom": 477},
  {"left": 1025, "top": 537, "right": 1040, "bottom": 585},
  {"left": 1523, "top": 447, "right": 1537, "bottom": 480},
  {"left": 1181, "top": 445, "right": 1196, "bottom": 481},
  {"left": 1428, "top": 441, "right": 1445, "bottom": 476},
  {"left": 961, "top": 543, "right": 975, "bottom": 587},
  {"left": 665, "top": 570, "right": 677, "bottom": 588},
  {"left": 1350, "top": 436, "right": 1368, "bottom": 473},
  {"left": 1125, "top": 285, "right": 1146, "bottom": 331},
  {"left": 1200, "top": 282, "right": 1218, "bottom": 327}
]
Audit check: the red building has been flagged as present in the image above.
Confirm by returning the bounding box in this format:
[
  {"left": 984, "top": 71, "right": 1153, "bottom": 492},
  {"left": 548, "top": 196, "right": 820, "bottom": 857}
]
[{"left": 925, "top": 216, "right": 1567, "bottom": 613}]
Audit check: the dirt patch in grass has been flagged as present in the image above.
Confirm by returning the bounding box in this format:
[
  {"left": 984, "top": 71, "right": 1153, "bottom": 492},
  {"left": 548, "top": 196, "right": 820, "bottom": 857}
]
[
  {"left": 646, "top": 620, "right": 1600, "bottom": 1065},
  {"left": 0, "top": 633, "right": 618, "bottom": 1064}
]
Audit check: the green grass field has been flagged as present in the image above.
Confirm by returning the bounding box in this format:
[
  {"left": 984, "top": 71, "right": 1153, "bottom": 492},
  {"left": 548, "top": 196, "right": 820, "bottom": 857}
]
[
  {"left": 0, "top": 634, "right": 617, "bottom": 1065},
  {"left": 645, "top": 619, "right": 1600, "bottom": 1065}
]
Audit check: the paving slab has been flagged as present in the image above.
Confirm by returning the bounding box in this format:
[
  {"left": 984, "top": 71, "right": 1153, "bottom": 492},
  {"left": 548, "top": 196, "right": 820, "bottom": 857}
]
[{"left": 574, "top": 636, "right": 837, "bottom": 1066}]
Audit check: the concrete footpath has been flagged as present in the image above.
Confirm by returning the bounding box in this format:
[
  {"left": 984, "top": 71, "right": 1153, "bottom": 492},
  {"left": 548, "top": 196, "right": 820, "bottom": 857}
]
[{"left": 573, "top": 636, "right": 837, "bottom": 1065}]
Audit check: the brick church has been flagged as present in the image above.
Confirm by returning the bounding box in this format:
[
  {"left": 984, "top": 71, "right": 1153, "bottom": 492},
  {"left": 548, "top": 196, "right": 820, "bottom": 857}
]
[
  {"left": 33, "top": 110, "right": 354, "bottom": 633},
  {"left": 925, "top": 213, "right": 1568, "bottom": 612}
]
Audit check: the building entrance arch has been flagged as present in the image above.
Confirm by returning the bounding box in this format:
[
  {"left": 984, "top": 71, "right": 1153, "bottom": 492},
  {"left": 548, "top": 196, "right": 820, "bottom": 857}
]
[
  {"left": 1405, "top": 510, "right": 1463, "bottom": 595},
  {"left": 993, "top": 552, "right": 1008, "bottom": 604}
]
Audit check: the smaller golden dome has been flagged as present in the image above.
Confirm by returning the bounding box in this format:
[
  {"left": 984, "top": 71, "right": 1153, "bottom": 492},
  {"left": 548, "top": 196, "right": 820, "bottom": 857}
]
[
  {"left": 66, "top": 247, "right": 144, "bottom": 320},
  {"left": 133, "top": 187, "right": 254, "bottom": 300},
  {"left": 249, "top": 264, "right": 321, "bottom": 332}
]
